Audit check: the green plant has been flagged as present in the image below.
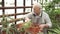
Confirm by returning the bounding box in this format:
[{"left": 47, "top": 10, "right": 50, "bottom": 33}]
[
  {"left": 1, "top": 16, "right": 13, "bottom": 34},
  {"left": 44, "top": 0, "right": 60, "bottom": 34},
  {"left": 39, "top": 0, "right": 60, "bottom": 34},
  {"left": 19, "top": 20, "right": 32, "bottom": 32},
  {"left": 1, "top": 16, "right": 21, "bottom": 34}
]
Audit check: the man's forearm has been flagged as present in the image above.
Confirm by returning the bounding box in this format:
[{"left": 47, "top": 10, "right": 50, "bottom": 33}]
[{"left": 44, "top": 24, "right": 49, "bottom": 28}]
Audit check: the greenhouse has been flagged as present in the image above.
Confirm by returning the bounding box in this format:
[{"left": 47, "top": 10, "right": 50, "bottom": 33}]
[{"left": 0, "top": 0, "right": 60, "bottom": 34}]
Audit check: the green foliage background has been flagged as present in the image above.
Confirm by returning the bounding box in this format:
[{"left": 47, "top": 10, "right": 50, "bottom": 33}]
[{"left": 40, "top": 0, "right": 60, "bottom": 34}]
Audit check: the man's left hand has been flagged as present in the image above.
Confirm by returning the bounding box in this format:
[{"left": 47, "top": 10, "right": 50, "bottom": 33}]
[{"left": 39, "top": 24, "right": 48, "bottom": 32}]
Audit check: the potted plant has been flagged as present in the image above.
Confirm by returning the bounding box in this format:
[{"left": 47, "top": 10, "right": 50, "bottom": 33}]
[{"left": 0, "top": 16, "right": 20, "bottom": 34}]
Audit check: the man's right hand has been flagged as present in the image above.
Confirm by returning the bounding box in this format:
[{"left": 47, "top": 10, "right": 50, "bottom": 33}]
[{"left": 25, "top": 17, "right": 30, "bottom": 22}]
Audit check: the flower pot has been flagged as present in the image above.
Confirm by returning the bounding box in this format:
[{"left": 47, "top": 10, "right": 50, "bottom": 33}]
[
  {"left": 16, "top": 23, "right": 41, "bottom": 34},
  {"left": 2, "top": 31, "right": 6, "bottom": 34},
  {"left": 27, "top": 24, "right": 40, "bottom": 34}
]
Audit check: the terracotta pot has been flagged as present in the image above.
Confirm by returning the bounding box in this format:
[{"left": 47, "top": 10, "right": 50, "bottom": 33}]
[
  {"left": 2, "top": 31, "right": 6, "bottom": 34},
  {"left": 16, "top": 23, "right": 25, "bottom": 34},
  {"left": 1, "top": 29, "right": 17, "bottom": 34},
  {"left": 16, "top": 23, "right": 40, "bottom": 34},
  {"left": 1, "top": 23, "right": 41, "bottom": 34},
  {"left": 27, "top": 24, "right": 40, "bottom": 34}
]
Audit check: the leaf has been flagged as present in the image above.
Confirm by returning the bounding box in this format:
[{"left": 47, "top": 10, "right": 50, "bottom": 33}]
[{"left": 45, "top": 0, "right": 47, "bottom": 2}]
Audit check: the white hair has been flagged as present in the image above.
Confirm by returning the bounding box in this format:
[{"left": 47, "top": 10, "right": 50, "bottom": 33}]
[{"left": 33, "top": 2, "right": 42, "bottom": 9}]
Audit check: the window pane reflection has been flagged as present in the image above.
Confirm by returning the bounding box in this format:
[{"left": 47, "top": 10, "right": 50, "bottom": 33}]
[
  {"left": 25, "top": 0, "right": 31, "bottom": 6},
  {"left": 5, "top": 9, "right": 15, "bottom": 14},
  {"left": 17, "top": 0, "right": 23, "bottom": 6},
  {"left": 4, "top": 0, "right": 15, "bottom": 7}
]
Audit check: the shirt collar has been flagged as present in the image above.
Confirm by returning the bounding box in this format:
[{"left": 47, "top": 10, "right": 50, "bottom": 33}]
[{"left": 32, "top": 12, "right": 41, "bottom": 16}]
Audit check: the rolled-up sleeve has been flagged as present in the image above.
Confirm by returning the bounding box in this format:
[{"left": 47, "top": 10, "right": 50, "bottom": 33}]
[{"left": 44, "top": 13, "right": 52, "bottom": 28}]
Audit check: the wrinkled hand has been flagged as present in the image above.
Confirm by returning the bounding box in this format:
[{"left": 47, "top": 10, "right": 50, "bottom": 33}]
[
  {"left": 25, "top": 17, "right": 30, "bottom": 22},
  {"left": 39, "top": 24, "right": 46, "bottom": 32}
]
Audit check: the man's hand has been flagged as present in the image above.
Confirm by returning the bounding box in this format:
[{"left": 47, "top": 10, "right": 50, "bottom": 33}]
[
  {"left": 39, "top": 24, "right": 48, "bottom": 32},
  {"left": 25, "top": 17, "right": 30, "bottom": 22}
]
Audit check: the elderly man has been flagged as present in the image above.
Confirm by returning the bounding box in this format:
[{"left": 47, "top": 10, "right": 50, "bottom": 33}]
[{"left": 24, "top": 3, "right": 52, "bottom": 34}]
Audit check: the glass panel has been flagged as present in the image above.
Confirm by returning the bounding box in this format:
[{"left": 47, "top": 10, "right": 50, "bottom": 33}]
[
  {"left": 47, "top": 0, "right": 50, "bottom": 2},
  {"left": 0, "top": 0, "right": 2, "bottom": 7},
  {"left": 16, "top": 20, "right": 23, "bottom": 24},
  {"left": 6, "top": 16, "right": 15, "bottom": 21},
  {"left": 5, "top": 16, "right": 15, "bottom": 24},
  {"left": 33, "top": 0, "right": 37, "bottom": 4},
  {"left": 25, "top": 0, "right": 31, "bottom": 6},
  {"left": 38, "top": 0, "right": 43, "bottom": 3},
  {"left": 0, "top": 9, "right": 2, "bottom": 15},
  {"left": 16, "top": 15, "right": 24, "bottom": 18},
  {"left": 16, "top": 15, "right": 24, "bottom": 24},
  {"left": 55, "top": 4, "right": 60, "bottom": 9},
  {"left": 17, "top": 0, "right": 23, "bottom": 6},
  {"left": 5, "top": 9, "right": 15, "bottom": 14},
  {"left": 25, "top": 8, "right": 31, "bottom": 12},
  {"left": 43, "top": 0, "right": 45, "bottom": 3},
  {"left": 0, "top": 18, "right": 2, "bottom": 22},
  {"left": 4, "top": 0, "right": 15, "bottom": 7},
  {"left": 16, "top": 8, "right": 23, "bottom": 13}
]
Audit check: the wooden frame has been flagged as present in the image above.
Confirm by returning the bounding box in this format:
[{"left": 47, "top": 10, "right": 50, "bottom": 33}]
[{"left": 0, "top": 0, "right": 38, "bottom": 24}]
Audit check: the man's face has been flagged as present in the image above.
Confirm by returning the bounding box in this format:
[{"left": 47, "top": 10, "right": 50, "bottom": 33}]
[{"left": 33, "top": 6, "right": 41, "bottom": 15}]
